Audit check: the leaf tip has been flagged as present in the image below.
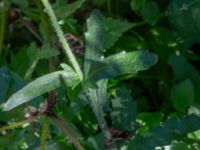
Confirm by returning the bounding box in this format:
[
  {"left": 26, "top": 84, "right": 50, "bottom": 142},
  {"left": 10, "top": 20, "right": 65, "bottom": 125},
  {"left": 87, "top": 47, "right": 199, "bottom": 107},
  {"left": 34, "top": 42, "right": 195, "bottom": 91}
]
[{"left": 1, "top": 102, "right": 10, "bottom": 111}]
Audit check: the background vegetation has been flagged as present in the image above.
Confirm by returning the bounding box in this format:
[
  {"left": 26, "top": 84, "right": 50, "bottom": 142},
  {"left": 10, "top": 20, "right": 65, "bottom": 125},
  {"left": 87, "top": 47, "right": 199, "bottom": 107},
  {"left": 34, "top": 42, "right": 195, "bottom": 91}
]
[{"left": 0, "top": 0, "right": 200, "bottom": 149}]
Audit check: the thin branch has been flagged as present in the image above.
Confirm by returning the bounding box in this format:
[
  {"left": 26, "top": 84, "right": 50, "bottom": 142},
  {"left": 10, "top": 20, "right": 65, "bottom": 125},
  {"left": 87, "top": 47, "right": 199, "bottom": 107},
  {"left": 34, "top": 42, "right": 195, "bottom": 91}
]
[
  {"left": 0, "top": 115, "right": 39, "bottom": 132},
  {"left": 51, "top": 116, "right": 85, "bottom": 150},
  {"left": 41, "top": 116, "right": 49, "bottom": 150}
]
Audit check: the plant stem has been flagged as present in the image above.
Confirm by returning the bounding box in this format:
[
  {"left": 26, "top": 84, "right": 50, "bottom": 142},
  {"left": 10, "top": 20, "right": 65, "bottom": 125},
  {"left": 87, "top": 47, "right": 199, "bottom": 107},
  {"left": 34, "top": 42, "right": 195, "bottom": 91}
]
[
  {"left": 107, "top": 0, "right": 111, "bottom": 15},
  {"left": 85, "top": 89, "right": 117, "bottom": 150},
  {"left": 51, "top": 116, "right": 85, "bottom": 150},
  {"left": 0, "top": 115, "right": 39, "bottom": 132},
  {"left": 0, "top": 0, "right": 6, "bottom": 56},
  {"left": 41, "top": 0, "right": 83, "bottom": 80},
  {"left": 41, "top": 116, "right": 49, "bottom": 150},
  {"left": 17, "top": 19, "right": 43, "bottom": 43},
  {"left": 115, "top": 0, "right": 119, "bottom": 17}
]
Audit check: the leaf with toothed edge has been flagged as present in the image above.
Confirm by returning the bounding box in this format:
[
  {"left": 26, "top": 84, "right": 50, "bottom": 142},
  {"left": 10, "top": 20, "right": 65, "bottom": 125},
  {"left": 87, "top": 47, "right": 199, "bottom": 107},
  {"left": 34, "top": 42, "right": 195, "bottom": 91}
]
[
  {"left": 104, "top": 17, "right": 133, "bottom": 49},
  {"left": 84, "top": 50, "right": 158, "bottom": 85},
  {"left": 128, "top": 114, "right": 200, "bottom": 150},
  {"left": 55, "top": 0, "right": 85, "bottom": 19},
  {"left": 2, "top": 71, "right": 80, "bottom": 111},
  {"left": 84, "top": 9, "right": 104, "bottom": 77}
]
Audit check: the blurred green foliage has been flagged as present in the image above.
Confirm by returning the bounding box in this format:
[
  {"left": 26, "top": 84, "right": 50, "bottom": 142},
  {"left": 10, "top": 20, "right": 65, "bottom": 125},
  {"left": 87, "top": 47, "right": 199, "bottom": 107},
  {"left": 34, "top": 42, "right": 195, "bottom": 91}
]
[{"left": 0, "top": 0, "right": 200, "bottom": 149}]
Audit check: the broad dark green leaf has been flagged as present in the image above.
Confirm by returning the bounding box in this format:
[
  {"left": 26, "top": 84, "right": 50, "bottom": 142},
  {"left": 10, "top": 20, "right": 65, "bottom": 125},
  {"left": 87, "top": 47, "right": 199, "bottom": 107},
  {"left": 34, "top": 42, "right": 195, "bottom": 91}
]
[
  {"left": 148, "top": 27, "right": 179, "bottom": 61},
  {"left": 130, "top": 0, "right": 146, "bottom": 11},
  {"left": 140, "top": 1, "right": 160, "bottom": 25},
  {"left": 171, "top": 79, "right": 194, "bottom": 112},
  {"left": 86, "top": 51, "right": 158, "bottom": 83},
  {"left": 84, "top": 10, "right": 104, "bottom": 76},
  {"left": 137, "top": 112, "right": 164, "bottom": 132},
  {"left": 168, "top": 55, "right": 200, "bottom": 82},
  {"left": 3, "top": 71, "right": 80, "bottom": 111},
  {"left": 10, "top": 46, "right": 30, "bottom": 76},
  {"left": 128, "top": 114, "right": 200, "bottom": 150},
  {"left": 0, "top": 67, "right": 26, "bottom": 122},
  {"left": 168, "top": 0, "right": 200, "bottom": 35},
  {"left": 168, "top": 54, "right": 200, "bottom": 103},
  {"left": 0, "top": 67, "right": 11, "bottom": 101},
  {"left": 104, "top": 17, "right": 133, "bottom": 49},
  {"left": 168, "top": 55, "right": 200, "bottom": 81},
  {"left": 111, "top": 87, "right": 137, "bottom": 130}
]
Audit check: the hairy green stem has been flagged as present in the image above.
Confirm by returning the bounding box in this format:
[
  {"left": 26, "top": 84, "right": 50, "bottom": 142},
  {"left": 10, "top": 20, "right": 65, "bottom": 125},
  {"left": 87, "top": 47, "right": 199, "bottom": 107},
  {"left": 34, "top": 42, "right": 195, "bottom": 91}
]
[
  {"left": 41, "top": 116, "right": 49, "bottom": 150},
  {"left": 41, "top": 0, "right": 83, "bottom": 80},
  {"left": 0, "top": 0, "right": 6, "bottom": 55},
  {"left": 51, "top": 116, "right": 85, "bottom": 150},
  {"left": 85, "top": 89, "right": 117, "bottom": 150}
]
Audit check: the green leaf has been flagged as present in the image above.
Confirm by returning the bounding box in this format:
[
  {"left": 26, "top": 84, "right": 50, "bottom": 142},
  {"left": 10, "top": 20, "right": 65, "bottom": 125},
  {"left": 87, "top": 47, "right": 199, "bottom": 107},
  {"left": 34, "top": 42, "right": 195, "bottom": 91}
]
[
  {"left": 84, "top": 80, "right": 112, "bottom": 140},
  {"left": 86, "top": 133, "right": 107, "bottom": 150},
  {"left": 0, "top": 67, "right": 11, "bottom": 101},
  {"left": 10, "top": 46, "right": 31, "bottom": 76},
  {"left": 3, "top": 71, "right": 80, "bottom": 111},
  {"left": 0, "top": 67, "right": 25, "bottom": 102},
  {"left": 137, "top": 112, "right": 164, "bottom": 132},
  {"left": 171, "top": 79, "right": 194, "bottom": 112},
  {"left": 140, "top": 1, "right": 160, "bottom": 25},
  {"left": 188, "top": 104, "right": 200, "bottom": 115},
  {"left": 128, "top": 114, "right": 200, "bottom": 150},
  {"left": 168, "top": 54, "right": 200, "bottom": 103},
  {"left": 27, "top": 43, "right": 59, "bottom": 61},
  {"left": 130, "top": 0, "right": 146, "bottom": 11},
  {"left": 84, "top": 10, "right": 104, "bottom": 76},
  {"left": 55, "top": 0, "right": 85, "bottom": 19},
  {"left": 25, "top": 43, "right": 59, "bottom": 79},
  {"left": 104, "top": 18, "right": 133, "bottom": 49},
  {"left": 26, "top": 43, "right": 38, "bottom": 62},
  {"left": 96, "top": 79, "right": 108, "bottom": 107},
  {"left": 168, "top": 55, "right": 199, "bottom": 81},
  {"left": 148, "top": 27, "right": 179, "bottom": 61},
  {"left": 11, "top": 0, "right": 28, "bottom": 8},
  {"left": 38, "top": 45, "right": 59, "bottom": 59},
  {"left": 168, "top": 0, "right": 200, "bottom": 35},
  {"left": 86, "top": 51, "right": 158, "bottom": 83},
  {"left": 111, "top": 87, "right": 137, "bottom": 130},
  {"left": 171, "top": 141, "right": 194, "bottom": 150},
  {"left": 60, "top": 63, "right": 75, "bottom": 73},
  {"left": 93, "top": 0, "right": 106, "bottom": 6},
  {"left": 86, "top": 80, "right": 108, "bottom": 114}
]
